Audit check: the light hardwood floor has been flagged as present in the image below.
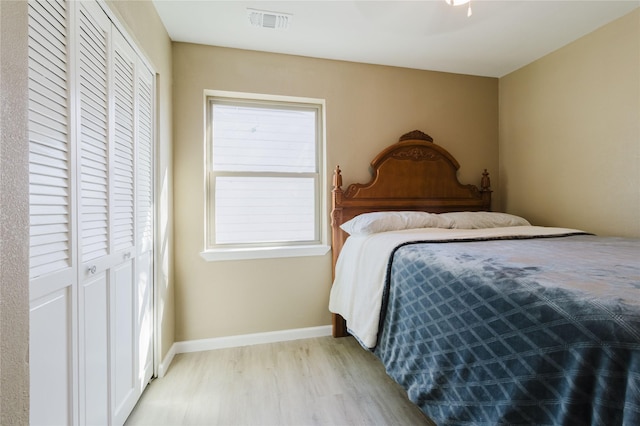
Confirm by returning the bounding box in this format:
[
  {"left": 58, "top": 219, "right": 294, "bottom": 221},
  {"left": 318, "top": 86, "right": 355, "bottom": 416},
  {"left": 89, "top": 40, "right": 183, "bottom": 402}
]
[{"left": 125, "top": 336, "right": 435, "bottom": 426}]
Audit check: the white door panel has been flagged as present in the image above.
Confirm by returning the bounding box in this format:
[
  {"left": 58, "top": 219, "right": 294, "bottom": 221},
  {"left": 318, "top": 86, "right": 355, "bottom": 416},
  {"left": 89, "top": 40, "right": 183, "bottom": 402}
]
[
  {"left": 82, "top": 272, "right": 110, "bottom": 426},
  {"left": 30, "top": 288, "right": 73, "bottom": 426},
  {"left": 111, "top": 259, "right": 136, "bottom": 425}
]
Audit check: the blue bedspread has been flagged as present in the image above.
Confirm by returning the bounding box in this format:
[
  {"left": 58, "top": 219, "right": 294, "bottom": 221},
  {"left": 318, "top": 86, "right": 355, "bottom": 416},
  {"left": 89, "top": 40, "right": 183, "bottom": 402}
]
[{"left": 373, "top": 234, "right": 640, "bottom": 425}]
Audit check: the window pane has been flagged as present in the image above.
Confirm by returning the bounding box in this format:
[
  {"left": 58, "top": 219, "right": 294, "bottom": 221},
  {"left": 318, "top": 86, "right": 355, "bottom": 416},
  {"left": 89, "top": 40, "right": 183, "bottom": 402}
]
[
  {"left": 212, "top": 104, "right": 316, "bottom": 173},
  {"left": 214, "top": 176, "right": 316, "bottom": 244}
]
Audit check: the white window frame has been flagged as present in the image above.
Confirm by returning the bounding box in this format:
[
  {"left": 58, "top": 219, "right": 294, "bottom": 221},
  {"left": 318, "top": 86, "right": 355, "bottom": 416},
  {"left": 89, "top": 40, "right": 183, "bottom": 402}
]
[{"left": 200, "top": 90, "right": 330, "bottom": 261}]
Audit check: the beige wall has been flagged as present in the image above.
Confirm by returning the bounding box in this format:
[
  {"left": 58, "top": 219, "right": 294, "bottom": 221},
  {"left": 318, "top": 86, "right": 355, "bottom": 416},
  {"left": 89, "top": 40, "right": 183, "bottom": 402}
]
[
  {"left": 0, "top": 1, "right": 30, "bottom": 423},
  {"left": 173, "top": 43, "right": 498, "bottom": 341},
  {"left": 107, "top": 0, "right": 175, "bottom": 361},
  {"left": 499, "top": 9, "right": 640, "bottom": 238}
]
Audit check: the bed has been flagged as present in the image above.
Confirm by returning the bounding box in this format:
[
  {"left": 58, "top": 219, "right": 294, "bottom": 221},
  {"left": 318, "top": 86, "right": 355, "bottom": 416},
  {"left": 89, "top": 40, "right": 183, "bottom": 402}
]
[{"left": 329, "top": 131, "right": 640, "bottom": 425}]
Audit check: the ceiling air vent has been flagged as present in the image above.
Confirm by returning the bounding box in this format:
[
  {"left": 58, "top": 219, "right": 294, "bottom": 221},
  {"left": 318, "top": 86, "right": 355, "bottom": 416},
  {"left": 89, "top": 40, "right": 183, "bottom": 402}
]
[{"left": 247, "top": 8, "right": 292, "bottom": 30}]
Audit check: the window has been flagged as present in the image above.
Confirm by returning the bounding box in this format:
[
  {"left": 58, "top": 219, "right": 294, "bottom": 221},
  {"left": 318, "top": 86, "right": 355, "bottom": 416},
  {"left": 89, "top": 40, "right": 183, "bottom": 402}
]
[{"left": 202, "top": 92, "right": 329, "bottom": 261}]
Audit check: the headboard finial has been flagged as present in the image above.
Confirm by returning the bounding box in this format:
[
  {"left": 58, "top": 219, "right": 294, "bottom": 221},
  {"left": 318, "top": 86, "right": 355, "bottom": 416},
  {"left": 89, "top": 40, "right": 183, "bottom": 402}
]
[
  {"left": 399, "top": 130, "right": 434, "bottom": 143},
  {"left": 481, "top": 169, "right": 491, "bottom": 191},
  {"left": 333, "top": 165, "right": 343, "bottom": 190}
]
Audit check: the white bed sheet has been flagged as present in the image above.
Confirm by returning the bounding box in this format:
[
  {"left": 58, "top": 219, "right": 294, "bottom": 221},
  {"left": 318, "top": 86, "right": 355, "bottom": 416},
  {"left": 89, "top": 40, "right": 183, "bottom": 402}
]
[{"left": 328, "top": 226, "right": 584, "bottom": 348}]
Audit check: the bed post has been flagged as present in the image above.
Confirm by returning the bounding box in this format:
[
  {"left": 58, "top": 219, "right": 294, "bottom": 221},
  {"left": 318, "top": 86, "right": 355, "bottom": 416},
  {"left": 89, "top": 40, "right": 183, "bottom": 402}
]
[
  {"left": 331, "top": 166, "right": 348, "bottom": 338},
  {"left": 331, "top": 165, "right": 344, "bottom": 273}
]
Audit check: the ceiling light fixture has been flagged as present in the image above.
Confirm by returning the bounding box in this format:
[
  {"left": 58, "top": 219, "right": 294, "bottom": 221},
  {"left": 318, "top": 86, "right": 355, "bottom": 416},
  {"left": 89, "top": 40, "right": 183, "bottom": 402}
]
[{"left": 445, "top": 0, "right": 472, "bottom": 17}]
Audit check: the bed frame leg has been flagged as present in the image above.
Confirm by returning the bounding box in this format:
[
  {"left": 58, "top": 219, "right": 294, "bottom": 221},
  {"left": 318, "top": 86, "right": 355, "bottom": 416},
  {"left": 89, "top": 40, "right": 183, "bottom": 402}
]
[{"left": 332, "top": 313, "right": 348, "bottom": 337}]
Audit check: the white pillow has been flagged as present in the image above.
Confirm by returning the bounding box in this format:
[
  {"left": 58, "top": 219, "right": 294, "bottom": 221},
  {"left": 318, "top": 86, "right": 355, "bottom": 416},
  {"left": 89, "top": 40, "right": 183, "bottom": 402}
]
[
  {"left": 438, "top": 211, "right": 531, "bottom": 229},
  {"left": 340, "top": 211, "right": 452, "bottom": 235}
]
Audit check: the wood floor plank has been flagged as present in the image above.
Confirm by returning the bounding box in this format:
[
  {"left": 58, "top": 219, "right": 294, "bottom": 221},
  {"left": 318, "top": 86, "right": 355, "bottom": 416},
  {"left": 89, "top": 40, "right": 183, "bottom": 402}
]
[{"left": 125, "top": 336, "right": 435, "bottom": 426}]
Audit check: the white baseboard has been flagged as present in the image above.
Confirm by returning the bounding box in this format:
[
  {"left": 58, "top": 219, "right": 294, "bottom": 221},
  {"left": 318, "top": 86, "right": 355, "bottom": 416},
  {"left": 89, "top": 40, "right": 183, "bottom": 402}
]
[
  {"left": 157, "top": 342, "right": 177, "bottom": 378},
  {"left": 176, "top": 325, "right": 332, "bottom": 354},
  {"left": 157, "top": 325, "right": 332, "bottom": 376}
]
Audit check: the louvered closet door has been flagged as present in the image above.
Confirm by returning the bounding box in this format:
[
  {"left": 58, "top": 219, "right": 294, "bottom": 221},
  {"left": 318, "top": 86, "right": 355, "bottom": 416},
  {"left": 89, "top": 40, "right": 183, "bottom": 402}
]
[
  {"left": 77, "top": 1, "right": 112, "bottom": 424},
  {"left": 27, "top": 0, "right": 77, "bottom": 425},
  {"left": 29, "top": 0, "right": 155, "bottom": 423},
  {"left": 110, "top": 28, "right": 139, "bottom": 426},
  {"left": 78, "top": 3, "right": 151, "bottom": 423},
  {"left": 136, "top": 59, "right": 155, "bottom": 394}
]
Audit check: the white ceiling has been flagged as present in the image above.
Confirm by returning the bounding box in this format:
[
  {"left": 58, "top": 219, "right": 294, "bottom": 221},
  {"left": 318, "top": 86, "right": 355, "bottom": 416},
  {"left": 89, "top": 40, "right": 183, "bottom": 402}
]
[{"left": 152, "top": 0, "right": 639, "bottom": 77}]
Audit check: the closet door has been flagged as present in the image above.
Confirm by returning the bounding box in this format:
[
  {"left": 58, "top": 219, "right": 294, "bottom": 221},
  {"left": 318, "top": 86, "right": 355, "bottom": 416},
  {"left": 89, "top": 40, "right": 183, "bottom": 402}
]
[
  {"left": 29, "top": 1, "right": 155, "bottom": 423},
  {"left": 27, "top": 0, "right": 77, "bottom": 424},
  {"left": 77, "top": 3, "right": 152, "bottom": 423},
  {"left": 136, "top": 60, "right": 155, "bottom": 393},
  {"left": 110, "top": 28, "right": 139, "bottom": 426},
  {"left": 76, "top": 1, "right": 112, "bottom": 423}
]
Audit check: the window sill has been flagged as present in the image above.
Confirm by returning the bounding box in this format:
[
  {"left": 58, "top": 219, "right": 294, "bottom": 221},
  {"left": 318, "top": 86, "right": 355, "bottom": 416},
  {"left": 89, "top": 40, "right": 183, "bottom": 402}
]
[{"left": 200, "top": 244, "right": 331, "bottom": 262}]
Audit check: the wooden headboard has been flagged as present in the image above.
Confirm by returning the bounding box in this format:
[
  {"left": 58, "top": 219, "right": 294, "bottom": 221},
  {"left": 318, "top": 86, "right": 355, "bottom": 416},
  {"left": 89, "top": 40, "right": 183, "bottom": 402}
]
[{"left": 330, "top": 130, "right": 491, "bottom": 336}]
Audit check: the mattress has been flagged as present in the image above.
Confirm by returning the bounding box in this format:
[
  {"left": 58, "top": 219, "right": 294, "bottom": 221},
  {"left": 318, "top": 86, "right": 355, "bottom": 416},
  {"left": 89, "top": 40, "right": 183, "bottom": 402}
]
[{"left": 329, "top": 226, "right": 588, "bottom": 348}]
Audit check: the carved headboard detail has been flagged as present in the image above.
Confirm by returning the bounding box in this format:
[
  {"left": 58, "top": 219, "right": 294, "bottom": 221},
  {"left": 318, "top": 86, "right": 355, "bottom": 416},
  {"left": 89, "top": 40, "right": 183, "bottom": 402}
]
[{"left": 398, "top": 129, "right": 434, "bottom": 142}]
